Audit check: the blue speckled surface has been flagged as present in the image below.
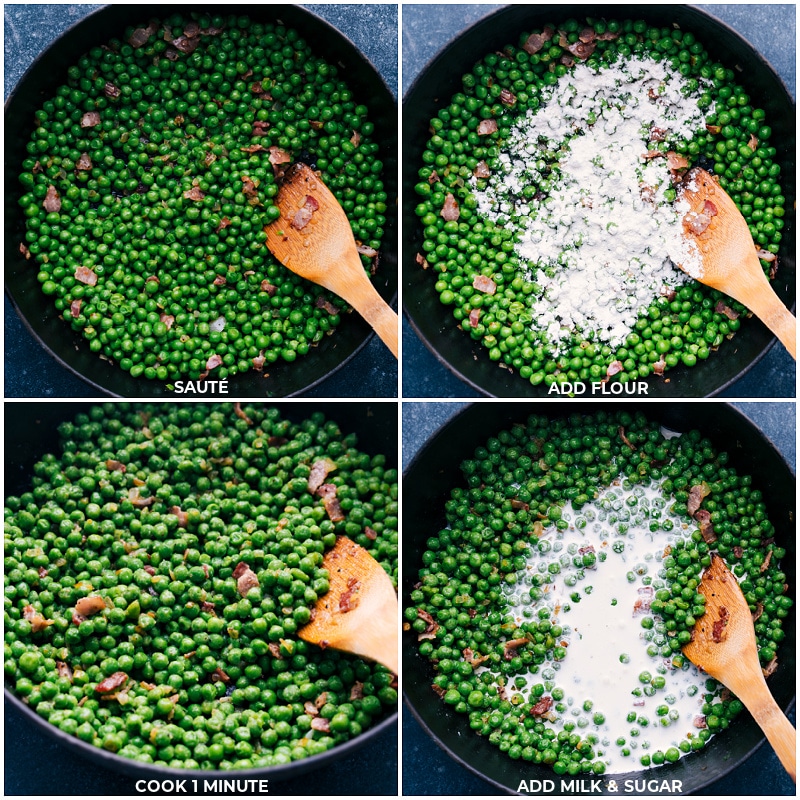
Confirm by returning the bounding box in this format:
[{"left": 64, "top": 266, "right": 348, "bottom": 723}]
[
  {"left": 401, "top": 4, "right": 796, "bottom": 399},
  {"left": 4, "top": 3, "right": 398, "bottom": 399},
  {"left": 402, "top": 400, "right": 795, "bottom": 796}
]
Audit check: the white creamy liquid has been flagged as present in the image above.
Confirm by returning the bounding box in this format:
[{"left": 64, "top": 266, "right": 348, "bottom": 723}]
[{"left": 504, "top": 479, "right": 710, "bottom": 773}]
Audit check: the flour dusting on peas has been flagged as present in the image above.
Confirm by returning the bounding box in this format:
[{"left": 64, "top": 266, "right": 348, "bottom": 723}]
[
  {"left": 407, "top": 411, "right": 790, "bottom": 775},
  {"left": 5, "top": 404, "right": 398, "bottom": 769},
  {"left": 19, "top": 14, "right": 387, "bottom": 382},
  {"left": 414, "top": 17, "right": 785, "bottom": 386}
]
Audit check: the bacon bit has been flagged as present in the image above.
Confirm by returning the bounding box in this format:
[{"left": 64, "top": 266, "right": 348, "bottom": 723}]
[
  {"left": 159, "top": 313, "right": 175, "bottom": 330},
  {"left": 19, "top": 242, "right": 31, "bottom": 260},
  {"left": 315, "top": 296, "right": 340, "bottom": 316},
  {"left": 618, "top": 426, "right": 635, "bottom": 451},
  {"left": 356, "top": 243, "right": 379, "bottom": 258},
  {"left": 252, "top": 353, "right": 266, "bottom": 372},
  {"left": 441, "top": 192, "right": 460, "bottom": 222},
  {"left": 463, "top": 647, "right": 489, "bottom": 667},
  {"left": 752, "top": 601, "right": 764, "bottom": 623},
  {"left": 103, "top": 82, "right": 121, "bottom": 100},
  {"left": 43, "top": 185, "right": 61, "bottom": 212},
  {"left": 241, "top": 175, "right": 260, "bottom": 204},
  {"left": 308, "top": 458, "right": 337, "bottom": 494},
  {"left": 200, "top": 601, "right": 216, "bottom": 615},
  {"left": 234, "top": 402, "right": 253, "bottom": 425},
  {"left": 510, "top": 498, "right": 529, "bottom": 512},
  {"left": 560, "top": 54, "right": 575, "bottom": 68},
  {"left": 468, "top": 308, "right": 481, "bottom": 329},
  {"left": 522, "top": 26, "right": 554, "bottom": 55},
  {"left": 204, "top": 353, "right": 222, "bottom": 372},
  {"left": 38, "top": 566, "right": 48, "bottom": 578},
  {"left": 172, "top": 35, "right": 201, "bottom": 54},
  {"left": 233, "top": 562, "right": 259, "bottom": 597},
  {"left": 747, "top": 134, "right": 758, "bottom": 151},
  {"left": 250, "top": 81, "right": 273, "bottom": 100},
  {"left": 473, "top": 275, "right": 497, "bottom": 295},
  {"left": 96, "top": 671, "right": 128, "bottom": 693},
  {"left": 633, "top": 586, "right": 654, "bottom": 616},
  {"left": 56, "top": 661, "right": 73, "bottom": 682},
  {"left": 558, "top": 31, "right": 596, "bottom": 60},
  {"left": 649, "top": 127, "right": 667, "bottom": 142},
  {"left": 473, "top": 160, "right": 491, "bottom": 178},
  {"left": 70, "top": 299, "right": 83, "bottom": 319},
  {"left": 260, "top": 280, "right": 278, "bottom": 296},
  {"left": 81, "top": 111, "right": 101, "bottom": 128},
  {"left": 350, "top": 682, "right": 365, "bottom": 701},
  {"left": 23, "top": 605, "right": 53, "bottom": 632},
  {"left": 713, "top": 300, "right": 739, "bottom": 321},
  {"left": 667, "top": 151, "right": 689, "bottom": 171},
  {"left": 128, "top": 486, "right": 155, "bottom": 507},
  {"left": 687, "top": 483, "right": 711, "bottom": 516},
  {"left": 604, "top": 360, "right": 624, "bottom": 381},
  {"left": 500, "top": 88, "right": 517, "bottom": 107},
  {"left": 252, "top": 119, "right": 270, "bottom": 137},
  {"left": 304, "top": 701, "right": 320, "bottom": 717},
  {"left": 143, "top": 565, "right": 156, "bottom": 576},
  {"left": 169, "top": 506, "right": 189, "bottom": 528},
  {"left": 706, "top": 124, "right": 721, "bottom": 134},
  {"left": 755, "top": 247, "right": 777, "bottom": 263},
  {"left": 76, "top": 153, "right": 93, "bottom": 171},
  {"left": 417, "top": 608, "right": 439, "bottom": 641},
  {"left": 762, "top": 656, "right": 779, "bottom": 677},
  {"left": 503, "top": 637, "right": 530, "bottom": 660},
  {"left": 760, "top": 549, "right": 773, "bottom": 573},
  {"left": 212, "top": 275, "right": 227, "bottom": 287},
  {"left": 364, "top": 526, "right": 377, "bottom": 541},
  {"left": 693, "top": 715, "right": 707, "bottom": 729},
  {"left": 477, "top": 119, "right": 498, "bottom": 135},
  {"left": 129, "top": 23, "right": 157, "bottom": 48},
  {"left": 695, "top": 509, "right": 716, "bottom": 543},
  {"left": 317, "top": 483, "right": 345, "bottom": 522},
  {"left": 350, "top": 130, "right": 361, "bottom": 146},
  {"left": 311, "top": 717, "right": 331, "bottom": 733},
  {"left": 531, "top": 696, "right": 554, "bottom": 717},
  {"left": 212, "top": 667, "right": 231, "bottom": 683},
  {"left": 268, "top": 642, "right": 283, "bottom": 659},
  {"left": 415, "top": 252, "right": 429, "bottom": 270},
  {"left": 268, "top": 436, "right": 288, "bottom": 447},
  {"left": 315, "top": 692, "right": 329, "bottom": 709},
  {"left": 711, "top": 606, "right": 729, "bottom": 642},
  {"left": 240, "top": 144, "right": 267, "bottom": 156},
  {"left": 268, "top": 146, "right": 292, "bottom": 173},
  {"left": 183, "top": 186, "right": 205, "bottom": 201},
  {"left": 339, "top": 578, "right": 360, "bottom": 613},
  {"left": 292, "top": 195, "right": 320, "bottom": 230},
  {"left": 427, "top": 170, "right": 440, "bottom": 185}
]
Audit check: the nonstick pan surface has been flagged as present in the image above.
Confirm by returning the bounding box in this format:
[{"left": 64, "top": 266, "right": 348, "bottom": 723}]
[
  {"left": 402, "top": 4, "right": 796, "bottom": 398},
  {"left": 402, "top": 401, "right": 795, "bottom": 795},
  {"left": 5, "top": 4, "right": 398, "bottom": 398}
]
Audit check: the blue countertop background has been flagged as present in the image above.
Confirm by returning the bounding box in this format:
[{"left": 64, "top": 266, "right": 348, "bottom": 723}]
[
  {"left": 402, "top": 400, "right": 796, "bottom": 796},
  {"left": 401, "top": 4, "right": 796, "bottom": 399},
  {"left": 4, "top": 3, "right": 398, "bottom": 399}
]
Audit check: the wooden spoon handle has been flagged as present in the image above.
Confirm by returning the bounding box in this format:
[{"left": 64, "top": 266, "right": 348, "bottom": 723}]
[
  {"left": 735, "top": 675, "right": 796, "bottom": 781},
  {"left": 743, "top": 279, "right": 797, "bottom": 360},
  {"left": 334, "top": 268, "right": 399, "bottom": 358}
]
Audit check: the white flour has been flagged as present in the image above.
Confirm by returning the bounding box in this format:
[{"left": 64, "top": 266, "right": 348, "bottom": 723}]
[{"left": 472, "top": 56, "right": 709, "bottom": 355}]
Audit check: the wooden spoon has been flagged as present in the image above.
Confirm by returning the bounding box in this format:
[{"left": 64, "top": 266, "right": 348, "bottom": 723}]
[
  {"left": 264, "top": 163, "right": 398, "bottom": 358},
  {"left": 298, "top": 536, "right": 398, "bottom": 674},
  {"left": 677, "top": 167, "right": 795, "bottom": 359},
  {"left": 683, "top": 553, "right": 795, "bottom": 781}
]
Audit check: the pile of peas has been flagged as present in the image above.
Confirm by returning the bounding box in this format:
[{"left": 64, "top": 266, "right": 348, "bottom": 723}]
[
  {"left": 19, "top": 13, "right": 387, "bottom": 381},
  {"left": 406, "top": 410, "right": 791, "bottom": 774},
  {"left": 414, "top": 17, "right": 786, "bottom": 387},
  {"left": 4, "top": 403, "right": 398, "bottom": 769}
]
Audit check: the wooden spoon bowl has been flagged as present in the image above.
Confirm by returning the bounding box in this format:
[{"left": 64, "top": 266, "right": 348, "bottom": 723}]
[
  {"left": 299, "top": 536, "right": 398, "bottom": 674},
  {"left": 265, "top": 164, "right": 398, "bottom": 358},
  {"left": 678, "top": 168, "right": 796, "bottom": 359},
  {"left": 683, "top": 554, "right": 796, "bottom": 781}
]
